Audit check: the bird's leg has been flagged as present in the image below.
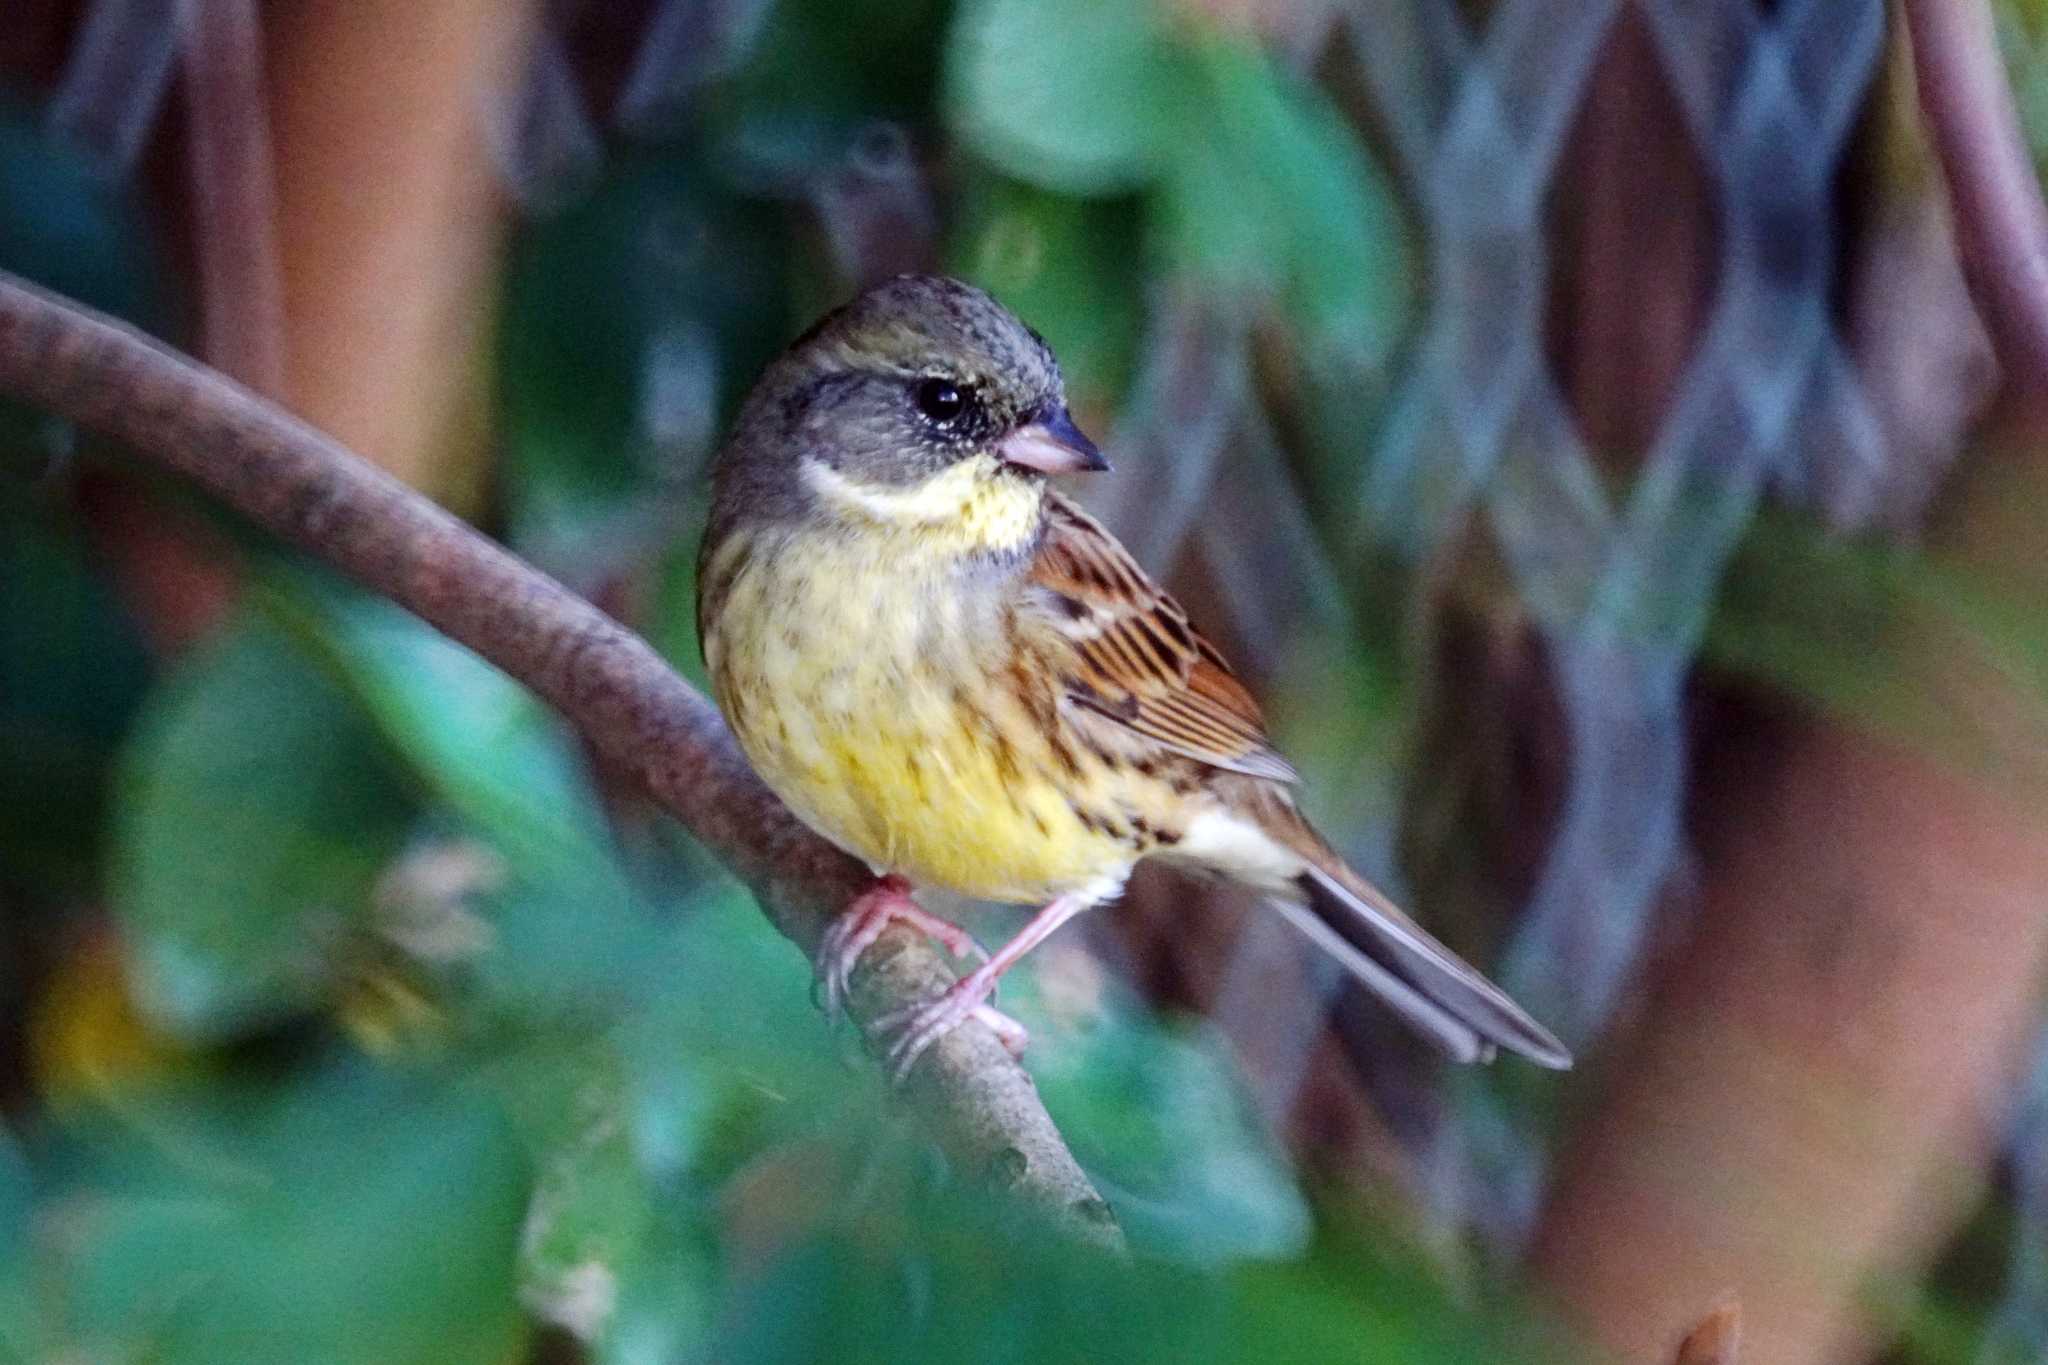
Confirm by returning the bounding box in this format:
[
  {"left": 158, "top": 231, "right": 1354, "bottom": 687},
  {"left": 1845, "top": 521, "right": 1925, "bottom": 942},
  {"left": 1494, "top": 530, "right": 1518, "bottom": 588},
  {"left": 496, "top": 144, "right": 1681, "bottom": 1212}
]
[
  {"left": 817, "top": 874, "right": 989, "bottom": 1020},
  {"left": 875, "top": 890, "right": 1095, "bottom": 1082}
]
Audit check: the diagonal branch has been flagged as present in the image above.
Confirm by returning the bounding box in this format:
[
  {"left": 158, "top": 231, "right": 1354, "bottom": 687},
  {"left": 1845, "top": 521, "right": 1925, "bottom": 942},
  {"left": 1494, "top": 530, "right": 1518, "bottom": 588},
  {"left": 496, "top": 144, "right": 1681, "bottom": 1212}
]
[
  {"left": 1906, "top": 0, "right": 2048, "bottom": 403},
  {"left": 0, "top": 268, "right": 1120, "bottom": 1250}
]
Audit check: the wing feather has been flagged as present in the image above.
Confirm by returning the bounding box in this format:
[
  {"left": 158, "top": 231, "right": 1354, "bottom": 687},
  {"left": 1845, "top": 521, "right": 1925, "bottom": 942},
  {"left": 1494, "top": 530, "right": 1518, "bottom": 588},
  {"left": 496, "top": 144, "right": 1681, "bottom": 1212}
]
[{"left": 1025, "top": 493, "right": 1298, "bottom": 783}]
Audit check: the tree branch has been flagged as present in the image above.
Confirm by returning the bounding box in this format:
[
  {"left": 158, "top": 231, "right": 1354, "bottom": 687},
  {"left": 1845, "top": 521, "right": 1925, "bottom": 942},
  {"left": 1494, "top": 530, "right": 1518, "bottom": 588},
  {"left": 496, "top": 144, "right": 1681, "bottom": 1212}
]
[
  {"left": 1906, "top": 0, "right": 2048, "bottom": 403},
  {"left": 0, "top": 268, "right": 1120, "bottom": 1250}
]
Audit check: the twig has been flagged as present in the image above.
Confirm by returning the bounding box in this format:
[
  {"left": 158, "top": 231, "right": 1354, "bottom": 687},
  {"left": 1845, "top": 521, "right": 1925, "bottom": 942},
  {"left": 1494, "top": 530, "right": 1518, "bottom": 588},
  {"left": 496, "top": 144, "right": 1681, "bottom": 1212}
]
[
  {"left": 0, "top": 268, "right": 1121, "bottom": 1251},
  {"left": 1906, "top": 0, "right": 2048, "bottom": 401},
  {"left": 1670, "top": 1299, "right": 1740, "bottom": 1365},
  {"left": 180, "top": 0, "right": 287, "bottom": 396}
]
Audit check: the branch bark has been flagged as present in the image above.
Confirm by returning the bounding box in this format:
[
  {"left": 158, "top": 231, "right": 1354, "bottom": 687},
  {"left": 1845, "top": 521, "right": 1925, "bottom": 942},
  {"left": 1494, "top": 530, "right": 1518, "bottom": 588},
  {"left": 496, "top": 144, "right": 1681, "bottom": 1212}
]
[
  {"left": 0, "top": 268, "right": 1120, "bottom": 1250},
  {"left": 1905, "top": 0, "right": 2048, "bottom": 407}
]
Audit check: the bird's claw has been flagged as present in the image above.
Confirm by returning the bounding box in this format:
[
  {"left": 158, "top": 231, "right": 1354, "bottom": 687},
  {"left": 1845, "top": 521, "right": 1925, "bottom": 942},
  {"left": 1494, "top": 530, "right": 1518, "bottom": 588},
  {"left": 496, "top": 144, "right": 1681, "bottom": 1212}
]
[
  {"left": 971, "top": 1003, "right": 1030, "bottom": 1058},
  {"left": 816, "top": 877, "right": 989, "bottom": 1021},
  {"left": 870, "top": 974, "right": 1028, "bottom": 1083}
]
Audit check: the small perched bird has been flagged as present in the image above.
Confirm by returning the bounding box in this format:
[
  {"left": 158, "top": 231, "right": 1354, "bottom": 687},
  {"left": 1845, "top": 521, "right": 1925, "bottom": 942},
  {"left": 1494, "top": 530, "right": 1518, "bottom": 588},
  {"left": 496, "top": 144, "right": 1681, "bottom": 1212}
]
[{"left": 698, "top": 275, "right": 1570, "bottom": 1079}]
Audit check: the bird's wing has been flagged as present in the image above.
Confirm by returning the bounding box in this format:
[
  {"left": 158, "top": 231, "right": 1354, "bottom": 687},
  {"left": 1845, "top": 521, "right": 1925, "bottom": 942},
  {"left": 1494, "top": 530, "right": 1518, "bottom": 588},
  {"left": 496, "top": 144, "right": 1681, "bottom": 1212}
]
[{"left": 1022, "top": 492, "right": 1299, "bottom": 783}]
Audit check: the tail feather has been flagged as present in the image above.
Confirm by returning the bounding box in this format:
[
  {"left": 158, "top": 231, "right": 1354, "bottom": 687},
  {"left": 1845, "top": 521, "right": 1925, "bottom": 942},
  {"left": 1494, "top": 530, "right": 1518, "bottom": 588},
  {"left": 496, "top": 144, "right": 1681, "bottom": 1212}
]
[
  {"left": 1172, "top": 784, "right": 1573, "bottom": 1069},
  {"left": 1285, "top": 862, "right": 1572, "bottom": 1070},
  {"left": 1263, "top": 893, "right": 1499, "bottom": 1064}
]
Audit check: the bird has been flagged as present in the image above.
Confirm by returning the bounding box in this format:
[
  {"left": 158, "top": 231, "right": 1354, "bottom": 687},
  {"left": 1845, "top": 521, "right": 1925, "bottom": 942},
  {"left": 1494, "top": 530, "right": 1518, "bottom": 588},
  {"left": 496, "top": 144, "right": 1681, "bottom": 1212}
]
[{"left": 697, "top": 274, "right": 1570, "bottom": 1081}]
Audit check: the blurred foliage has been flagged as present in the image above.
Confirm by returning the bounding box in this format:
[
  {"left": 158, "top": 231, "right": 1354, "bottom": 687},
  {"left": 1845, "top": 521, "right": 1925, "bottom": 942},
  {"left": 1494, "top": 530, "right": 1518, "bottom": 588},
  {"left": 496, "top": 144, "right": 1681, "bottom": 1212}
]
[
  {"left": 1, "top": 535, "right": 1566, "bottom": 1359},
  {"left": 0, "top": 92, "right": 159, "bottom": 894},
  {"left": 947, "top": 0, "right": 1409, "bottom": 370},
  {"left": 0, "top": 483, "right": 152, "bottom": 894},
  {"left": 25, "top": 1057, "right": 532, "bottom": 1364},
  {"left": 111, "top": 607, "right": 415, "bottom": 1037},
  {"left": 12, "top": 0, "right": 2048, "bottom": 1360},
  {"left": 0, "top": 0, "right": 1539, "bottom": 1344},
  {"left": 498, "top": 146, "right": 790, "bottom": 579}
]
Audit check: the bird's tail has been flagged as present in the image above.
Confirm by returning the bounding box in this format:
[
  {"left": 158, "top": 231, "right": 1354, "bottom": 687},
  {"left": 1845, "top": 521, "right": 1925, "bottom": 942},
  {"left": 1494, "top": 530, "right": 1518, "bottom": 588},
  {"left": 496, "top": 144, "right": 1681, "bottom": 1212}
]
[{"left": 1256, "top": 805, "right": 1572, "bottom": 1070}]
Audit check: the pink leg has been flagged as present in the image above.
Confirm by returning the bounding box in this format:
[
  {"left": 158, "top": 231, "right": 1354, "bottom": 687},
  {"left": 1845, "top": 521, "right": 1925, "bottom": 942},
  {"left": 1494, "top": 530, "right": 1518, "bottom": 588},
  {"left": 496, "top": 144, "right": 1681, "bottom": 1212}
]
[
  {"left": 874, "top": 890, "right": 1096, "bottom": 1082},
  {"left": 816, "top": 875, "right": 988, "bottom": 1020}
]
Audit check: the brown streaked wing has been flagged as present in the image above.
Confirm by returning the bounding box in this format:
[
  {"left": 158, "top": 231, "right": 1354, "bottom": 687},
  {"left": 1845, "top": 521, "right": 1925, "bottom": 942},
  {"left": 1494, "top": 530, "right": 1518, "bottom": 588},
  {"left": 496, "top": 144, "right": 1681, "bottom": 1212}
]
[{"left": 1024, "top": 492, "right": 1298, "bottom": 783}]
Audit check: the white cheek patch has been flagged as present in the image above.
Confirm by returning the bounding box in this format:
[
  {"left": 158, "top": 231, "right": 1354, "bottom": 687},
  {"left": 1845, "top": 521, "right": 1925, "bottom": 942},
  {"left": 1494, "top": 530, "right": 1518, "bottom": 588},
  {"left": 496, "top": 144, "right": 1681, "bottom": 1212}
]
[
  {"left": 799, "top": 457, "right": 1041, "bottom": 551},
  {"left": 802, "top": 457, "right": 969, "bottom": 524}
]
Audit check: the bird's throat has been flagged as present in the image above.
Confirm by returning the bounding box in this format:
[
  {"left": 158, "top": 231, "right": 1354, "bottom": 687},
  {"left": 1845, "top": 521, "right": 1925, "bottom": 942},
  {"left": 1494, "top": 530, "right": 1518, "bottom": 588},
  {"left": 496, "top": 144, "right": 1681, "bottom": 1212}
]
[{"left": 801, "top": 455, "right": 1044, "bottom": 560}]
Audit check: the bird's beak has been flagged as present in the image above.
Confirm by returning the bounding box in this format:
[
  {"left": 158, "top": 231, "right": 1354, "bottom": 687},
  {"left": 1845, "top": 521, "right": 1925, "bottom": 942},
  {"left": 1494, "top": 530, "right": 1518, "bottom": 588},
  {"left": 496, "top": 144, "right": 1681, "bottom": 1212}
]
[{"left": 997, "top": 406, "right": 1110, "bottom": 475}]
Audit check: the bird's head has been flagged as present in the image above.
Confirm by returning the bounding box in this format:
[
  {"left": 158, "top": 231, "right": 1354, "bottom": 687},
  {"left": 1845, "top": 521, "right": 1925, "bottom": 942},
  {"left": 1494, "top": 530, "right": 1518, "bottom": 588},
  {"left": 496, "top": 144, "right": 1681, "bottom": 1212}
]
[{"left": 716, "top": 275, "right": 1105, "bottom": 554}]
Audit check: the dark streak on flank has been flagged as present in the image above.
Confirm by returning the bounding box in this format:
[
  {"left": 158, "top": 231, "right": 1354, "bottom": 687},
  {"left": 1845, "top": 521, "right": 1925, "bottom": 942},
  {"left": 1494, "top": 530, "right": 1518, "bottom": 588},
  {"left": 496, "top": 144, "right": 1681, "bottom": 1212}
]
[
  {"left": 989, "top": 728, "right": 1022, "bottom": 787},
  {"left": 1043, "top": 724, "right": 1082, "bottom": 777}
]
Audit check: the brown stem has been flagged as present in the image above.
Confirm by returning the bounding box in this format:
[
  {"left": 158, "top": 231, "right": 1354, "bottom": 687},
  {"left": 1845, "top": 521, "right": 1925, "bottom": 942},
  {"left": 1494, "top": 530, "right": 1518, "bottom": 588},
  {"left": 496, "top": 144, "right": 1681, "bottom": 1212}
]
[
  {"left": 181, "top": 0, "right": 286, "bottom": 398},
  {"left": 265, "top": 0, "right": 534, "bottom": 514},
  {"left": 1905, "top": 0, "right": 2048, "bottom": 408},
  {"left": 0, "top": 268, "right": 1120, "bottom": 1250}
]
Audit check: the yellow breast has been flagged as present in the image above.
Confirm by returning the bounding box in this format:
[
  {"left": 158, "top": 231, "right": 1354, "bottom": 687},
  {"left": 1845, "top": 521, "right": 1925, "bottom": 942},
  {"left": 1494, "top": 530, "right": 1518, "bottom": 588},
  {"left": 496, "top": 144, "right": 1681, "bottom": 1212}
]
[{"left": 702, "top": 519, "right": 1140, "bottom": 904}]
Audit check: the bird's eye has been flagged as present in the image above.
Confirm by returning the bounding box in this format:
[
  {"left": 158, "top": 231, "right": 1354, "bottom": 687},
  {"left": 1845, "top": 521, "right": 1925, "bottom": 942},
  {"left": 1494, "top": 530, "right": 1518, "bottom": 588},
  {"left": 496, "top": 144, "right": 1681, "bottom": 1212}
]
[{"left": 913, "top": 377, "right": 969, "bottom": 426}]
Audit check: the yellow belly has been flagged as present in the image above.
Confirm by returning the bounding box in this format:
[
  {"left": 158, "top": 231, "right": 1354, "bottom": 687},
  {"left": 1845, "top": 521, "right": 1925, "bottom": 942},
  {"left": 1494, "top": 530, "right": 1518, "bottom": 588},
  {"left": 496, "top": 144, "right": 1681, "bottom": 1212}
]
[{"left": 704, "top": 529, "right": 1137, "bottom": 903}]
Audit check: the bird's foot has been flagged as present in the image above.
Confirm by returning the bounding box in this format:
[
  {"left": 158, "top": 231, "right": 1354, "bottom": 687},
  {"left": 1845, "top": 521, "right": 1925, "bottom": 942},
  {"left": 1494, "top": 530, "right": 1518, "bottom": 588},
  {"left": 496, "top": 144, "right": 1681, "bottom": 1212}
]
[
  {"left": 871, "top": 962, "right": 1027, "bottom": 1083},
  {"left": 817, "top": 875, "right": 989, "bottom": 1020},
  {"left": 971, "top": 1003, "right": 1030, "bottom": 1058}
]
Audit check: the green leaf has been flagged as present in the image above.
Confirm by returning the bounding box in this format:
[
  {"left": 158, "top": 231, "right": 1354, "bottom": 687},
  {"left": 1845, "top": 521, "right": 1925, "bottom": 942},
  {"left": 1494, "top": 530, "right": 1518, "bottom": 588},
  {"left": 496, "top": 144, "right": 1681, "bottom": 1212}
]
[
  {"left": 1219, "top": 1218, "right": 1576, "bottom": 1364},
  {"left": 947, "top": 171, "right": 1146, "bottom": 406},
  {"left": 1008, "top": 972, "right": 1312, "bottom": 1263},
  {"left": 497, "top": 1041, "right": 656, "bottom": 1342},
  {"left": 946, "top": 0, "right": 1185, "bottom": 194},
  {"left": 264, "top": 570, "right": 664, "bottom": 1025},
  {"left": 44, "top": 1058, "right": 530, "bottom": 1365},
  {"left": 1159, "top": 39, "right": 1411, "bottom": 368},
  {"left": 621, "top": 885, "right": 844, "bottom": 1158},
  {"left": 270, "top": 573, "right": 611, "bottom": 863},
  {"left": 710, "top": 1220, "right": 1208, "bottom": 1365},
  {"left": 110, "top": 612, "right": 415, "bottom": 1038},
  {"left": 595, "top": 1200, "right": 718, "bottom": 1365},
  {"left": 518, "top": 887, "right": 859, "bottom": 1357}
]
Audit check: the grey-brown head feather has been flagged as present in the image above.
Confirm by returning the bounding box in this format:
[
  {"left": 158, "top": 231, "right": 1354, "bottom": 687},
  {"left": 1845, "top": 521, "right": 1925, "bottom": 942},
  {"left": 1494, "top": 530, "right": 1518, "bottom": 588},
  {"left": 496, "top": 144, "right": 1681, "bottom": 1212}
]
[{"left": 707, "top": 274, "right": 1066, "bottom": 541}]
